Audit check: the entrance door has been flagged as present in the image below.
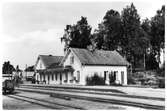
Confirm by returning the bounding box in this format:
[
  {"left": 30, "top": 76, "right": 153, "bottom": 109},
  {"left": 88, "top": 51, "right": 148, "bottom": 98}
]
[{"left": 109, "top": 71, "right": 116, "bottom": 84}]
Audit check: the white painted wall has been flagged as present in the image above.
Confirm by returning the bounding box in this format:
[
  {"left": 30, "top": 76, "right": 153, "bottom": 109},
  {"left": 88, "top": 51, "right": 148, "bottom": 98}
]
[
  {"left": 81, "top": 65, "right": 127, "bottom": 85},
  {"left": 22, "top": 71, "right": 34, "bottom": 78},
  {"left": 63, "top": 52, "right": 83, "bottom": 84},
  {"left": 35, "top": 52, "right": 127, "bottom": 86},
  {"left": 159, "top": 48, "right": 165, "bottom": 68},
  {"left": 35, "top": 59, "right": 46, "bottom": 70},
  {"left": 63, "top": 51, "right": 127, "bottom": 85},
  {"left": 39, "top": 72, "right": 74, "bottom": 85},
  {"left": 35, "top": 58, "right": 46, "bottom": 83}
]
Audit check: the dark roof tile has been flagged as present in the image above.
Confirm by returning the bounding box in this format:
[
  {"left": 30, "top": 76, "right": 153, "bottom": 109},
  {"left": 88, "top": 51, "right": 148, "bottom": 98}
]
[
  {"left": 39, "top": 55, "right": 63, "bottom": 68},
  {"left": 71, "top": 48, "right": 129, "bottom": 66}
]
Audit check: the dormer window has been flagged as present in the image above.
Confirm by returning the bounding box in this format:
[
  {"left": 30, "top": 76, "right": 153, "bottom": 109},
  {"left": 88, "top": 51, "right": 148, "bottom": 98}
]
[{"left": 70, "top": 56, "right": 74, "bottom": 64}]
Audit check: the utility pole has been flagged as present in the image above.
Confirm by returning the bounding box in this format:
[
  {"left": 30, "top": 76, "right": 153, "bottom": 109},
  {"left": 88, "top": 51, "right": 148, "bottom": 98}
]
[
  {"left": 25, "top": 64, "right": 27, "bottom": 79},
  {"left": 144, "top": 53, "right": 146, "bottom": 70}
]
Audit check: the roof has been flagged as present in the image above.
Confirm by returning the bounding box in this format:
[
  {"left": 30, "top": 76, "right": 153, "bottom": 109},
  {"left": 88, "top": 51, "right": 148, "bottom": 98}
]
[
  {"left": 70, "top": 48, "right": 129, "bottom": 66},
  {"left": 37, "top": 66, "right": 74, "bottom": 73},
  {"left": 39, "top": 55, "right": 64, "bottom": 68},
  {"left": 25, "top": 65, "right": 34, "bottom": 71}
]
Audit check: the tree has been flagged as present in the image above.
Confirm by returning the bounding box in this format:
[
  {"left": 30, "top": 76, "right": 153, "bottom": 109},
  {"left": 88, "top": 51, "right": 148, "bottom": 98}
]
[
  {"left": 121, "top": 3, "right": 149, "bottom": 68},
  {"left": 2, "top": 61, "right": 15, "bottom": 74},
  {"left": 150, "top": 5, "right": 165, "bottom": 64},
  {"left": 93, "top": 9, "right": 122, "bottom": 50},
  {"left": 16, "top": 65, "right": 22, "bottom": 72},
  {"left": 141, "top": 18, "right": 151, "bottom": 35},
  {"left": 61, "top": 16, "right": 92, "bottom": 52},
  {"left": 141, "top": 18, "right": 161, "bottom": 70},
  {"left": 93, "top": 23, "right": 105, "bottom": 50}
]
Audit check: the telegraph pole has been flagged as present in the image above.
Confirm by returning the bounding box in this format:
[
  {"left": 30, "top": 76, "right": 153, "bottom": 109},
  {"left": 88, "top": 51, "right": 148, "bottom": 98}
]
[{"left": 25, "top": 64, "right": 27, "bottom": 79}]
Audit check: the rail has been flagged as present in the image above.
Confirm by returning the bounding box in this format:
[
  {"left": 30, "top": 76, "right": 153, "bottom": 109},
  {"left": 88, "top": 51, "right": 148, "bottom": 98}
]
[
  {"left": 6, "top": 94, "right": 85, "bottom": 110},
  {"left": 16, "top": 87, "right": 165, "bottom": 110}
]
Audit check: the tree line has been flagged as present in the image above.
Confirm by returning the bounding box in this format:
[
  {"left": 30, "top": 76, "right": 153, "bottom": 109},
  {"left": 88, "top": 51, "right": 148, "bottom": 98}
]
[
  {"left": 2, "top": 61, "right": 34, "bottom": 74},
  {"left": 61, "top": 3, "right": 165, "bottom": 70}
]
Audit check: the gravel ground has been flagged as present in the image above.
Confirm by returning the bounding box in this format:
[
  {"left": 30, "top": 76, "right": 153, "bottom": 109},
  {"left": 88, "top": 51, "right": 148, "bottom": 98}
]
[
  {"left": 14, "top": 91, "right": 145, "bottom": 110},
  {"left": 24, "top": 84, "right": 165, "bottom": 98},
  {"left": 3, "top": 95, "right": 49, "bottom": 110},
  {"left": 18, "top": 87, "right": 165, "bottom": 106}
]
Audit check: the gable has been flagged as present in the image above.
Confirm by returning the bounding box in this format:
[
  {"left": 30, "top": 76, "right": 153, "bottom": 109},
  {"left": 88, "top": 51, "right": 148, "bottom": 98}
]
[
  {"left": 35, "top": 55, "right": 64, "bottom": 70},
  {"left": 35, "top": 57, "right": 46, "bottom": 70},
  {"left": 62, "top": 49, "right": 82, "bottom": 68}
]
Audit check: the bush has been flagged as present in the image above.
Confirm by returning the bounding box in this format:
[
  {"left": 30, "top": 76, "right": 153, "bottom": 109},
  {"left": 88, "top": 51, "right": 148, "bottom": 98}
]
[
  {"left": 158, "top": 78, "right": 165, "bottom": 88},
  {"left": 32, "top": 78, "right": 36, "bottom": 84},
  {"left": 157, "top": 67, "right": 165, "bottom": 77},
  {"left": 127, "top": 76, "right": 136, "bottom": 84},
  {"left": 86, "top": 74, "right": 105, "bottom": 85}
]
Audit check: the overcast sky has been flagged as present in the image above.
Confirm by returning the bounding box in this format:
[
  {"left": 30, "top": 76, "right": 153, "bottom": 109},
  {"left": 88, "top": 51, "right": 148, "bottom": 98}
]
[{"left": 1, "top": 1, "right": 164, "bottom": 69}]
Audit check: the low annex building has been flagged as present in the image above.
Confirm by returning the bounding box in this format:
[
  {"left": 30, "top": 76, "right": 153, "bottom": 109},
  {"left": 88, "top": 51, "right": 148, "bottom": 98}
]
[
  {"left": 35, "top": 55, "right": 65, "bottom": 84},
  {"left": 35, "top": 48, "right": 129, "bottom": 85}
]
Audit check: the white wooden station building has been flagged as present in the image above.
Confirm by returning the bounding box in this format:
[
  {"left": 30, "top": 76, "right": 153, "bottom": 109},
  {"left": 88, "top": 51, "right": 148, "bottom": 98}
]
[{"left": 35, "top": 48, "right": 129, "bottom": 85}]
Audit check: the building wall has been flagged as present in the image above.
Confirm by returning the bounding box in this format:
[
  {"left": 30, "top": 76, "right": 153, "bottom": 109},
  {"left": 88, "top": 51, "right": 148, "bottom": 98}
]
[
  {"left": 22, "top": 71, "right": 34, "bottom": 78},
  {"left": 38, "top": 72, "right": 74, "bottom": 85},
  {"left": 81, "top": 65, "right": 127, "bottom": 85},
  {"left": 159, "top": 48, "right": 165, "bottom": 68},
  {"left": 63, "top": 51, "right": 127, "bottom": 85},
  {"left": 63, "top": 52, "right": 83, "bottom": 85},
  {"left": 35, "top": 52, "right": 127, "bottom": 86},
  {"left": 35, "top": 59, "right": 46, "bottom": 70}
]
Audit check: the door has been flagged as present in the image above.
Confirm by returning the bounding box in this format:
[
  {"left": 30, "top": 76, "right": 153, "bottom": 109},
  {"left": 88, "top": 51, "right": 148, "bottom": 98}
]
[
  {"left": 109, "top": 71, "right": 116, "bottom": 84},
  {"left": 60, "top": 73, "right": 62, "bottom": 84},
  {"left": 48, "top": 75, "right": 50, "bottom": 84}
]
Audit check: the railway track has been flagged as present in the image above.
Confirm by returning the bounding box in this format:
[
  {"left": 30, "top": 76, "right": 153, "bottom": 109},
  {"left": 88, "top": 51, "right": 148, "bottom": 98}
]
[
  {"left": 6, "top": 94, "right": 85, "bottom": 110},
  {"left": 20, "top": 85, "right": 165, "bottom": 101},
  {"left": 16, "top": 87, "right": 165, "bottom": 110},
  {"left": 50, "top": 93, "right": 164, "bottom": 110}
]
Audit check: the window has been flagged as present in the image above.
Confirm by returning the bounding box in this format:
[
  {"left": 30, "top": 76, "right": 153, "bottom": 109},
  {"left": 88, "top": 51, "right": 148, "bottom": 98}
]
[
  {"left": 66, "top": 73, "right": 68, "bottom": 81},
  {"left": 77, "top": 71, "right": 80, "bottom": 82},
  {"left": 55, "top": 74, "right": 57, "bottom": 81},
  {"left": 52, "top": 74, "right": 54, "bottom": 81},
  {"left": 40, "top": 62, "right": 42, "bottom": 68},
  {"left": 71, "top": 72, "right": 73, "bottom": 80},
  {"left": 70, "top": 56, "right": 74, "bottom": 64},
  {"left": 48, "top": 75, "right": 50, "bottom": 82},
  {"left": 37, "top": 75, "right": 39, "bottom": 81},
  {"left": 114, "top": 71, "right": 118, "bottom": 80},
  {"left": 121, "top": 71, "right": 124, "bottom": 84}
]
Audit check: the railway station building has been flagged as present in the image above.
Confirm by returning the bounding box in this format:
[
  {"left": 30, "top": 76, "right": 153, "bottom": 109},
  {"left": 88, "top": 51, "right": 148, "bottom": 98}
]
[{"left": 35, "top": 48, "right": 129, "bottom": 85}]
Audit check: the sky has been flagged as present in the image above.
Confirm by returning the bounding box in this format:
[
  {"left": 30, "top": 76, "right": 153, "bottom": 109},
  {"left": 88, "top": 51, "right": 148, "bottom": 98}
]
[{"left": 1, "top": 0, "right": 165, "bottom": 69}]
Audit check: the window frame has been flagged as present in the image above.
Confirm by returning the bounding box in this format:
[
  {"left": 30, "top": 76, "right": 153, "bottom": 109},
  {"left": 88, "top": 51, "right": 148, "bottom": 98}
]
[
  {"left": 52, "top": 74, "right": 54, "bottom": 81},
  {"left": 77, "top": 71, "right": 80, "bottom": 82}
]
